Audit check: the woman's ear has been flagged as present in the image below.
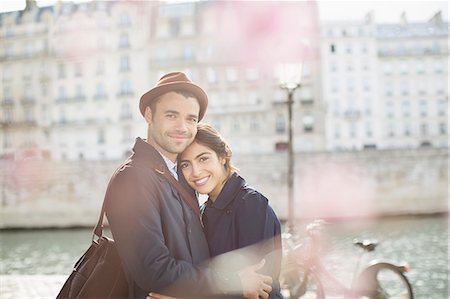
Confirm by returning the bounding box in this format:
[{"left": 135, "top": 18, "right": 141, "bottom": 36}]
[{"left": 220, "top": 157, "right": 227, "bottom": 167}]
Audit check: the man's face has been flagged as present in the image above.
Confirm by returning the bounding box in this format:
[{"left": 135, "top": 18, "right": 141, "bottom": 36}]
[{"left": 145, "top": 91, "right": 200, "bottom": 162}]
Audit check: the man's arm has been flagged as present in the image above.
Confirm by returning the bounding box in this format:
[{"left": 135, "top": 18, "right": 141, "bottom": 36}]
[{"left": 105, "top": 168, "right": 272, "bottom": 298}]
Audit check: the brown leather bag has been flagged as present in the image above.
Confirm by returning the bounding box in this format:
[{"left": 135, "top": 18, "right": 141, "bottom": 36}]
[{"left": 56, "top": 200, "right": 128, "bottom": 299}]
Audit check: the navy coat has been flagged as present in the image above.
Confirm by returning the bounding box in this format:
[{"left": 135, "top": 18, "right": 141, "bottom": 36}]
[
  {"left": 202, "top": 173, "right": 283, "bottom": 299},
  {"left": 105, "top": 138, "right": 240, "bottom": 298}
]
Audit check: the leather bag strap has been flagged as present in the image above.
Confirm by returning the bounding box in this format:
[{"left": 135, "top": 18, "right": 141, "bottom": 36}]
[
  {"left": 92, "top": 161, "right": 201, "bottom": 239},
  {"left": 154, "top": 167, "right": 201, "bottom": 218}
]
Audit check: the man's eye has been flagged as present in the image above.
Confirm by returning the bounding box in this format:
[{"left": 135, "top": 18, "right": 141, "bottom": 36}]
[
  {"left": 166, "top": 114, "right": 176, "bottom": 119},
  {"left": 188, "top": 117, "right": 198, "bottom": 123},
  {"left": 180, "top": 163, "right": 189, "bottom": 169}
]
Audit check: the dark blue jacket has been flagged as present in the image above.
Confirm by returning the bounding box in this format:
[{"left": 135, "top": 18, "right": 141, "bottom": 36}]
[{"left": 202, "top": 173, "right": 283, "bottom": 299}]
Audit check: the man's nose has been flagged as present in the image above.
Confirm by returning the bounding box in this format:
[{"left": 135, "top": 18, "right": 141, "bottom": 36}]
[{"left": 174, "top": 118, "right": 188, "bottom": 132}]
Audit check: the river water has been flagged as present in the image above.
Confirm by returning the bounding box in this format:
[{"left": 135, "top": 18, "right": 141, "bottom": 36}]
[{"left": 0, "top": 216, "right": 448, "bottom": 298}]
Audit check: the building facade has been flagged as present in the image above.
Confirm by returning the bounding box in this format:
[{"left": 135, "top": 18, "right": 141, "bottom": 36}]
[
  {"left": 1, "top": 1, "right": 448, "bottom": 161},
  {"left": 1, "top": 0, "right": 324, "bottom": 161},
  {"left": 321, "top": 11, "right": 449, "bottom": 151}
]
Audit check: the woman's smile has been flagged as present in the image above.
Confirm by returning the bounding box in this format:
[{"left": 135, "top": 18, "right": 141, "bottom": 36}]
[{"left": 193, "top": 176, "right": 210, "bottom": 187}]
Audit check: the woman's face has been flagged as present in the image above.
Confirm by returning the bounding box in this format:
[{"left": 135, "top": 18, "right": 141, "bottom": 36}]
[{"left": 179, "top": 142, "right": 228, "bottom": 201}]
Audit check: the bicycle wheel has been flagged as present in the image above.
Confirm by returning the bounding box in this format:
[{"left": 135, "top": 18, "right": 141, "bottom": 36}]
[
  {"left": 353, "top": 262, "right": 413, "bottom": 299},
  {"left": 281, "top": 264, "right": 325, "bottom": 299}
]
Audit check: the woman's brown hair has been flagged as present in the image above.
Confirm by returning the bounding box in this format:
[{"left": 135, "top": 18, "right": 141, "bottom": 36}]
[{"left": 194, "top": 123, "right": 238, "bottom": 175}]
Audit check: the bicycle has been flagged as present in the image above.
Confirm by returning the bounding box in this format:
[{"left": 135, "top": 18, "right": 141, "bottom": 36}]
[{"left": 280, "top": 220, "right": 414, "bottom": 299}]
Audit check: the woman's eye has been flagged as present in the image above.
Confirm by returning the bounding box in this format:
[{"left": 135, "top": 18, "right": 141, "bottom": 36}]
[
  {"left": 199, "top": 157, "right": 208, "bottom": 162},
  {"left": 180, "top": 163, "right": 188, "bottom": 169}
]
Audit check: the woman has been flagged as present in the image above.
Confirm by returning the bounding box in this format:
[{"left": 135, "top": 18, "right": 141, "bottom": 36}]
[{"left": 178, "top": 123, "right": 283, "bottom": 299}]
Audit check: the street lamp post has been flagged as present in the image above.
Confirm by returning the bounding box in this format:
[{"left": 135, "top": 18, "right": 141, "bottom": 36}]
[{"left": 278, "top": 63, "right": 302, "bottom": 233}]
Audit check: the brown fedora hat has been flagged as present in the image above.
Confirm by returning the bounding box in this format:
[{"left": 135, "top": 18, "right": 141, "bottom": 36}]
[{"left": 139, "top": 72, "right": 208, "bottom": 120}]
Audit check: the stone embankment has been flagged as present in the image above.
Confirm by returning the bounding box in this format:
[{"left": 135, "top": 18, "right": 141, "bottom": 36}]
[{"left": 0, "top": 148, "right": 447, "bottom": 229}]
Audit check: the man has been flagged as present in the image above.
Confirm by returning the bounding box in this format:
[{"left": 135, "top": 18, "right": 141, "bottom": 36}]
[{"left": 105, "top": 72, "right": 272, "bottom": 298}]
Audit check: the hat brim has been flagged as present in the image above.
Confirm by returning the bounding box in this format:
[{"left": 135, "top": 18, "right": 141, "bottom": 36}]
[{"left": 139, "top": 82, "right": 208, "bottom": 121}]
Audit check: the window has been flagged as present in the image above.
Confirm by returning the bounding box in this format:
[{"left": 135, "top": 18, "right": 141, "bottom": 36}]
[
  {"left": 119, "top": 33, "right": 130, "bottom": 48},
  {"left": 75, "top": 85, "right": 85, "bottom": 100},
  {"left": 157, "top": 48, "right": 167, "bottom": 64},
  {"left": 439, "top": 123, "right": 447, "bottom": 135},
  {"left": 3, "top": 108, "right": 13, "bottom": 123},
  {"left": 120, "top": 103, "right": 132, "bottom": 120},
  {"left": 275, "top": 114, "right": 285, "bottom": 133},
  {"left": 345, "top": 43, "right": 352, "bottom": 54},
  {"left": 58, "top": 86, "right": 66, "bottom": 101},
  {"left": 420, "top": 123, "right": 428, "bottom": 135},
  {"left": 404, "top": 124, "right": 411, "bottom": 136},
  {"left": 96, "top": 60, "right": 105, "bottom": 75},
  {"left": 206, "top": 67, "right": 217, "bottom": 83},
  {"left": 365, "top": 123, "right": 373, "bottom": 137},
  {"left": 120, "top": 55, "right": 130, "bottom": 72},
  {"left": 226, "top": 67, "right": 238, "bottom": 82},
  {"left": 416, "top": 62, "right": 425, "bottom": 74},
  {"left": 334, "top": 125, "right": 341, "bottom": 139},
  {"left": 384, "top": 81, "right": 393, "bottom": 96},
  {"left": 25, "top": 43, "right": 34, "bottom": 57},
  {"left": 417, "top": 81, "right": 427, "bottom": 95},
  {"left": 169, "top": 18, "right": 180, "bottom": 36},
  {"left": 250, "top": 117, "right": 260, "bottom": 131},
  {"left": 95, "top": 83, "right": 107, "bottom": 100},
  {"left": 330, "top": 44, "right": 336, "bottom": 53},
  {"left": 183, "top": 46, "right": 194, "bottom": 61},
  {"left": 382, "top": 63, "right": 392, "bottom": 75},
  {"left": 434, "top": 60, "right": 443, "bottom": 73},
  {"left": 231, "top": 117, "right": 240, "bottom": 131},
  {"left": 119, "top": 12, "right": 130, "bottom": 26},
  {"left": 24, "top": 107, "right": 34, "bottom": 123},
  {"left": 122, "top": 126, "right": 133, "bottom": 142},
  {"left": 74, "top": 63, "right": 82, "bottom": 77},
  {"left": 435, "top": 80, "right": 445, "bottom": 95},
  {"left": 245, "top": 67, "right": 259, "bottom": 81},
  {"left": 58, "top": 63, "right": 65, "bottom": 79},
  {"left": 399, "top": 62, "right": 408, "bottom": 74},
  {"left": 4, "top": 45, "right": 12, "bottom": 58},
  {"left": 303, "top": 115, "right": 314, "bottom": 132},
  {"left": 349, "top": 124, "right": 356, "bottom": 138},
  {"left": 437, "top": 99, "right": 447, "bottom": 117},
  {"left": 402, "top": 101, "right": 410, "bottom": 117},
  {"left": 119, "top": 80, "right": 132, "bottom": 96},
  {"left": 400, "top": 80, "right": 409, "bottom": 96},
  {"left": 419, "top": 100, "right": 427, "bottom": 117},
  {"left": 98, "top": 129, "right": 105, "bottom": 144}
]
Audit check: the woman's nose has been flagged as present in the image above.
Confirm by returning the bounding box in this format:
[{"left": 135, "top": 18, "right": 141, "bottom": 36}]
[{"left": 191, "top": 163, "right": 202, "bottom": 177}]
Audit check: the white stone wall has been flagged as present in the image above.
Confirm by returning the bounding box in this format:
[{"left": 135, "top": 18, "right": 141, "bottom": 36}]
[{"left": 0, "top": 148, "right": 447, "bottom": 228}]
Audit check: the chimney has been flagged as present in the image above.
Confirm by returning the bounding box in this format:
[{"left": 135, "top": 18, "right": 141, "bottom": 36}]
[{"left": 25, "top": 0, "right": 37, "bottom": 11}]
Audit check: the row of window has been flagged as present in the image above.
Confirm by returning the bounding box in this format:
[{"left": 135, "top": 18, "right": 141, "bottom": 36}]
[
  {"left": 382, "top": 60, "right": 445, "bottom": 75},
  {"left": 332, "top": 122, "right": 447, "bottom": 139}
]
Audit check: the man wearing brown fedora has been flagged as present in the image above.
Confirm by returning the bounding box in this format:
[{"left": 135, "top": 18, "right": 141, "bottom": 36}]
[{"left": 105, "top": 72, "right": 273, "bottom": 298}]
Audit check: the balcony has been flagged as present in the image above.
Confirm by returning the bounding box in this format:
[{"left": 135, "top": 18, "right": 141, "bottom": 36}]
[
  {"left": 1, "top": 98, "right": 14, "bottom": 106},
  {"left": 21, "top": 97, "right": 36, "bottom": 105},
  {"left": 343, "top": 109, "right": 361, "bottom": 120}
]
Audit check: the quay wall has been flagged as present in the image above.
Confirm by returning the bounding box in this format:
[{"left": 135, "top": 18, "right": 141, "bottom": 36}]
[{"left": 0, "top": 148, "right": 447, "bottom": 228}]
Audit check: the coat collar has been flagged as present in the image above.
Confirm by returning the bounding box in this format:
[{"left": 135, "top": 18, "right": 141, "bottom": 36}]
[
  {"left": 132, "top": 137, "right": 168, "bottom": 172},
  {"left": 207, "top": 172, "right": 246, "bottom": 210}
]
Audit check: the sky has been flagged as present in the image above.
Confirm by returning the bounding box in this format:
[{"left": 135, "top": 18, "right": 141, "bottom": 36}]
[{"left": 0, "top": 0, "right": 448, "bottom": 22}]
